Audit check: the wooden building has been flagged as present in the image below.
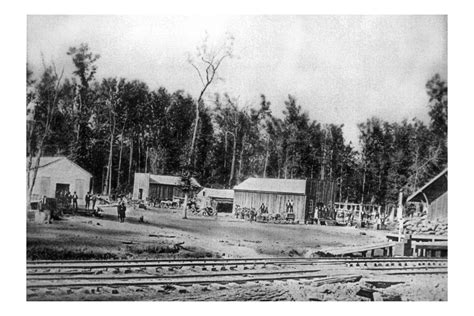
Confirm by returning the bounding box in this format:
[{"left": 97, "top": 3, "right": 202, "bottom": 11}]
[
  {"left": 197, "top": 188, "right": 234, "bottom": 212},
  {"left": 407, "top": 168, "right": 447, "bottom": 221},
  {"left": 233, "top": 178, "right": 336, "bottom": 222},
  {"left": 28, "top": 156, "right": 93, "bottom": 205},
  {"left": 132, "top": 173, "right": 201, "bottom": 201}
]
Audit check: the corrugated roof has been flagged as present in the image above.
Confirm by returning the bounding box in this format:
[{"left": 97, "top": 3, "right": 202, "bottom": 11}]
[
  {"left": 149, "top": 174, "right": 201, "bottom": 187},
  {"left": 233, "top": 178, "right": 306, "bottom": 195},
  {"left": 199, "top": 188, "right": 234, "bottom": 199}
]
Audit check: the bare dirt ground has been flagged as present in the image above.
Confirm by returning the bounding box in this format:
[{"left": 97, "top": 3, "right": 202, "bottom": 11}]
[
  {"left": 26, "top": 206, "right": 447, "bottom": 301},
  {"left": 28, "top": 274, "right": 447, "bottom": 301}
]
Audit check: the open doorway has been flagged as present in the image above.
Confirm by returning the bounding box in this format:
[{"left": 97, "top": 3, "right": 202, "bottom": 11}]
[{"left": 55, "top": 183, "right": 70, "bottom": 198}]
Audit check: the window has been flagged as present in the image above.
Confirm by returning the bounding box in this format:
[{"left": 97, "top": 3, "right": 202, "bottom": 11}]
[{"left": 40, "top": 177, "right": 51, "bottom": 197}]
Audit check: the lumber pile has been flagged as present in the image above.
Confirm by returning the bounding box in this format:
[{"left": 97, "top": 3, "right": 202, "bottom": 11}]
[{"left": 396, "top": 215, "right": 448, "bottom": 236}]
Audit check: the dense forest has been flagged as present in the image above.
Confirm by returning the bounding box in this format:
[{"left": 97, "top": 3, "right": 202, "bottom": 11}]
[{"left": 27, "top": 43, "right": 447, "bottom": 207}]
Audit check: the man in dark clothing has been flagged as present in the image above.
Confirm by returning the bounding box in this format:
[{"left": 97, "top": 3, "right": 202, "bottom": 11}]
[
  {"left": 118, "top": 199, "right": 126, "bottom": 223},
  {"left": 66, "top": 191, "right": 72, "bottom": 210},
  {"left": 91, "top": 194, "right": 97, "bottom": 210},
  {"left": 85, "top": 192, "right": 90, "bottom": 210},
  {"left": 72, "top": 192, "right": 78, "bottom": 212},
  {"left": 259, "top": 203, "right": 266, "bottom": 214}
]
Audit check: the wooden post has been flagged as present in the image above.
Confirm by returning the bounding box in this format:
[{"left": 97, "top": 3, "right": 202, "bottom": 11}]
[{"left": 397, "top": 190, "right": 404, "bottom": 240}]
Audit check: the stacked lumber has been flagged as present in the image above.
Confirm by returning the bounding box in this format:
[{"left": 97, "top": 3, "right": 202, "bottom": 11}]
[{"left": 396, "top": 215, "right": 448, "bottom": 236}]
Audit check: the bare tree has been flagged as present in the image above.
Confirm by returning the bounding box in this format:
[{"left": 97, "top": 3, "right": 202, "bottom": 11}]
[
  {"left": 27, "top": 62, "right": 64, "bottom": 210},
  {"left": 103, "top": 81, "right": 120, "bottom": 196},
  {"left": 187, "top": 32, "right": 234, "bottom": 171}
]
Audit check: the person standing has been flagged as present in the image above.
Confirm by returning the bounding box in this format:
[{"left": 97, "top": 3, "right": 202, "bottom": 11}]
[
  {"left": 376, "top": 215, "right": 382, "bottom": 230},
  {"left": 259, "top": 202, "right": 266, "bottom": 214},
  {"left": 289, "top": 199, "right": 294, "bottom": 213},
  {"left": 72, "top": 191, "right": 78, "bottom": 213},
  {"left": 85, "top": 192, "right": 91, "bottom": 210},
  {"left": 119, "top": 199, "right": 127, "bottom": 223},
  {"left": 41, "top": 195, "right": 52, "bottom": 224},
  {"left": 116, "top": 198, "right": 122, "bottom": 222},
  {"left": 314, "top": 205, "right": 319, "bottom": 225},
  {"left": 67, "top": 191, "right": 72, "bottom": 210},
  {"left": 91, "top": 194, "right": 97, "bottom": 210}
]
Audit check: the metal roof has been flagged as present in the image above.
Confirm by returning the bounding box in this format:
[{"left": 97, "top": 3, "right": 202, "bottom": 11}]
[
  {"left": 149, "top": 174, "right": 201, "bottom": 187},
  {"left": 233, "top": 178, "right": 306, "bottom": 195}
]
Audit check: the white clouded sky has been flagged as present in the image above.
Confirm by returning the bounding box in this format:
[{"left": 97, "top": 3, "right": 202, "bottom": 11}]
[{"left": 27, "top": 15, "right": 447, "bottom": 147}]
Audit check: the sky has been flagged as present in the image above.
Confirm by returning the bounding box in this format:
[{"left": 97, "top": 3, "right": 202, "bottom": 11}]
[{"left": 27, "top": 15, "right": 447, "bottom": 147}]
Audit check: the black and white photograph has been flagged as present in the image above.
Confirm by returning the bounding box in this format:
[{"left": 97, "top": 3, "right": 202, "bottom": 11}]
[{"left": 24, "top": 13, "right": 448, "bottom": 302}]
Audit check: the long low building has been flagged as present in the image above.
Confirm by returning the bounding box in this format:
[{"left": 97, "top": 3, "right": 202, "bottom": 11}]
[
  {"left": 233, "top": 177, "right": 335, "bottom": 222},
  {"left": 133, "top": 173, "right": 201, "bottom": 201}
]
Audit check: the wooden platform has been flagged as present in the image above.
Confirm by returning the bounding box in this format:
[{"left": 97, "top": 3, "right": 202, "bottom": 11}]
[
  {"left": 386, "top": 233, "right": 447, "bottom": 242},
  {"left": 412, "top": 241, "right": 448, "bottom": 258}
]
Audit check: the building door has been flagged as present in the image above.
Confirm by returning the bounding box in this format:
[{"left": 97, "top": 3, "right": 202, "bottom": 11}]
[
  {"left": 55, "top": 183, "right": 70, "bottom": 198},
  {"left": 138, "top": 189, "right": 143, "bottom": 200}
]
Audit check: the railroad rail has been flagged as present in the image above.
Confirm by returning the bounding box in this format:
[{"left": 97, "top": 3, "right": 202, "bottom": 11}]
[
  {"left": 27, "top": 256, "right": 446, "bottom": 264},
  {"left": 27, "top": 257, "right": 447, "bottom": 293},
  {"left": 27, "top": 256, "right": 447, "bottom": 268}
]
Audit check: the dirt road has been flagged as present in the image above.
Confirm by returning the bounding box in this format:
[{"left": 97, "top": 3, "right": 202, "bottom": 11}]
[
  {"left": 28, "top": 205, "right": 388, "bottom": 260},
  {"left": 26, "top": 207, "right": 447, "bottom": 301}
]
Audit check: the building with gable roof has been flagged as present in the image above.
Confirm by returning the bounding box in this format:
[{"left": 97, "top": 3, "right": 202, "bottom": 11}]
[
  {"left": 233, "top": 177, "right": 335, "bottom": 222},
  {"left": 28, "top": 156, "right": 93, "bottom": 205},
  {"left": 132, "top": 173, "right": 201, "bottom": 201}
]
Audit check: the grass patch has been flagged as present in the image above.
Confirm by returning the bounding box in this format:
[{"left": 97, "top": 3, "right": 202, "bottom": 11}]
[{"left": 27, "top": 245, "right": 118, "bottom": 261}]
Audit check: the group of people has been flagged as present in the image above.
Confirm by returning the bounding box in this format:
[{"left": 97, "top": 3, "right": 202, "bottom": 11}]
[
  {"left": 84, "top": 192, "right": 98, "bottom": 210},
  {"left": 57, "top": 190, "right": 79, "bottom": 212},
  {"left": 255, "top": 199, "right": 294, "bottom": 216},
  {"left": 55, "top": 190, "right": 100, "bottom": 212}
]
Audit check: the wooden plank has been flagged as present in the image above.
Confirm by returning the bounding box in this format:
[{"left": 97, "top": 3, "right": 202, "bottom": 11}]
[
  {"left": 413, "top": 241, "right": 447, "bottom": 250},
  {"left": 321, "top": 242, "right": 397, "bottom": 256}
]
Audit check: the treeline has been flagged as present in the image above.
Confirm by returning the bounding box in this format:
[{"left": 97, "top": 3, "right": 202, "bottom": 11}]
[{"left": 27, "top": 43, "right": 447, "bottom": 206}]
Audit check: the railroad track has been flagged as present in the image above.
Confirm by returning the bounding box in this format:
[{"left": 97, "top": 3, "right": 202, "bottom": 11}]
[
  {"left": 27, "top": 257, "right": 447, "bottom": 292},
  {"left": 27, "top": 257, "right": 447, "bottom": 269}
]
